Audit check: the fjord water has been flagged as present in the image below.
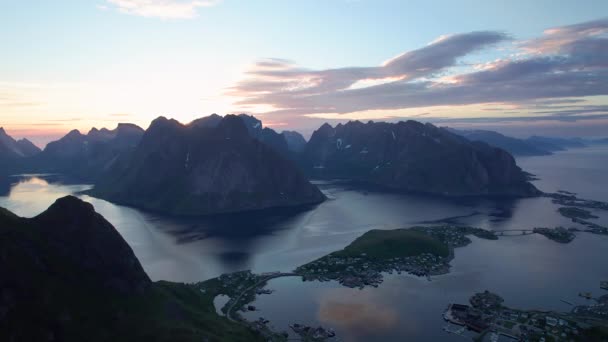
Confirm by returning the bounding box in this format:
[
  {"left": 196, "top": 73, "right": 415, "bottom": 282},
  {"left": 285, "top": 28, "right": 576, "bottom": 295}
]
[{"left": 1, "top": 146, "right": 608, "bottom": 341}]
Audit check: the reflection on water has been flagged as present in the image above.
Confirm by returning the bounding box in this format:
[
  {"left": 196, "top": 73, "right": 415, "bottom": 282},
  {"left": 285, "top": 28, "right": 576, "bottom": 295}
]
[
  {"left": 1, "top": 146, "right": 608, "bottom": 340},
  {"left": 316, "top": 289, "right": 400, "bottom": 337},
  {"left": 242, "top": 234, "right": 608, "bottom": 341}
]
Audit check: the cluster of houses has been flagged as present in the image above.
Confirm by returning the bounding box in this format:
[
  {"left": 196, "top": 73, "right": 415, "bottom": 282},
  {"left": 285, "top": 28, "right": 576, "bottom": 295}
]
[
  {"left": 412, "top": 225, "right": 500, "bottom": 249},
  {"left": 289, "top": 323, "right": 336, "bottom": 340},
  {"left": 297, "top": 252, "right": 450, "bottom": 289},
  {"left": 443, "top": 291, "right": 605, "bottom": 341},
  {"left": 573, "top": 294, "right": 608, "bottom": 319}
]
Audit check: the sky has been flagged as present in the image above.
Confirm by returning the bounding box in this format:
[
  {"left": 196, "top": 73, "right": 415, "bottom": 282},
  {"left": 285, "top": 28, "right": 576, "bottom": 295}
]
[{"left": 1, "top": 1, "right": 608, "bottom": 147}]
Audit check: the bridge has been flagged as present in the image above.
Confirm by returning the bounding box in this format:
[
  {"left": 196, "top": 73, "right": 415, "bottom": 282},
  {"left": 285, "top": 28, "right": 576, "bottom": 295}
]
[{"left": 493, "top": 229, "right": 536, "bottom": 236}]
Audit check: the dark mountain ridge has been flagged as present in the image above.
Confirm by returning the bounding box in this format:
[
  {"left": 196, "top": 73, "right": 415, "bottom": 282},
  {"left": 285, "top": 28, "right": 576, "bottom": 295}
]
[
  {"left": 303, "top": 120, "right": 538, "bottom": 197},
  {"left": 89, "top": 115, "right": 325, "bottom": 216},
  {"left": 32, "top": 123, "right": 144, "bottom": 181}
]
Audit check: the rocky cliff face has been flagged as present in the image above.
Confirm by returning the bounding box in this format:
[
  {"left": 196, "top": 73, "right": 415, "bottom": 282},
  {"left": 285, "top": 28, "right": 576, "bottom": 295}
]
[
  {"left": 303, "top": 120, "right": 539, "bottom": 197},
  {"left": 34, "top": 123, "right": 144, "bottom": 181},
  {"left": 90, "top": 115, "right": 325, "bottom": 216}
]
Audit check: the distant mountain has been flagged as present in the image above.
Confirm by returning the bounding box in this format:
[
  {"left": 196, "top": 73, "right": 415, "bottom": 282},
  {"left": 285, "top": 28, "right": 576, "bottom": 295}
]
[
  {"left": 303, "top": 120, "right": 539, "bottom": 197},
  {"left": 525, "top": 136, "right": 587, "bottom": 152},
  {"left": 90, "top": 115, "right": 325, "bottom": 216},
  {"left": 33, "top": 123, "right": 144, "bottom": 181},
  {"left": 0, "top": 127, "right": 41, "bottom": 159},
  {"left": 0, "top": 196, "right": 264, "bottom": 341},
  {"left": 587, "top": 137, "right": 608, "bottom": 145},
  {"left": 448, "top": 128, "right": 551, "bottom": 156},
  {"left": 15, "top": 138, "right": 41, "bottom": 157},
  {"left": 282, "top": 130, "right": 307, "bottom": 153}
]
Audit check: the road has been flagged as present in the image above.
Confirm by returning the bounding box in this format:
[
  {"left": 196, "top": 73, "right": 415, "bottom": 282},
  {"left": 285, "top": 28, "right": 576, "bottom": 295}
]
[{"left": 225, "top": 272, "right": 298, "bottom": 322}]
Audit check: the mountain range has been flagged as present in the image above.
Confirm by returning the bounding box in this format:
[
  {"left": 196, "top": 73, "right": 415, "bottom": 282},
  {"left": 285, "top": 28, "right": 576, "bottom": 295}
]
[
  {"left": 31, "top": 123, "right": 145, "bottom": 181},
  {"left": 5, "top": 115, "right": 586, "bottom": 214}
]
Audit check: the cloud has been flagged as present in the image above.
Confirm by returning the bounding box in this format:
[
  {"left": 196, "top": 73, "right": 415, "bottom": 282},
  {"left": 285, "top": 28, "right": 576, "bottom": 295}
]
[
  {"left": 521, "top": 18, "right": 608, "bottom": 54},
  {"left": 229, "top": 31, "right": 508, "bottom": 100},
  {"left": 105, "top": 0, "right": 221, "bottom": 19},
  {"left": 229, "top": 18, "right": 608, "bottom": 122}
]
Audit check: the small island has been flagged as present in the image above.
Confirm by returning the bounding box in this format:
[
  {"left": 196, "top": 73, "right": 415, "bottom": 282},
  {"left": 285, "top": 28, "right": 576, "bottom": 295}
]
[
  {"left": 547, "top": 192, "right": 608, "bottom": 211},
  {"left": 533, "top": 227, "right": 577, "bottom": 243},
  {"left": 295, "top": 225, "right": 498, "bottom": 289},
  {"left": 558, "top": 207, "right": 599, "bottom": 220}
]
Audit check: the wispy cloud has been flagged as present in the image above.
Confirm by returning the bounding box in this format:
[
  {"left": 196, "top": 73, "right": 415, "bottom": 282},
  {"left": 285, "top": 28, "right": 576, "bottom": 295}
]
[
  {"left": 105, "top": 0, "right": 221, "bottom": 19},
  {"left": 229, "top": 18, "right": 608, "bottom": 122}
]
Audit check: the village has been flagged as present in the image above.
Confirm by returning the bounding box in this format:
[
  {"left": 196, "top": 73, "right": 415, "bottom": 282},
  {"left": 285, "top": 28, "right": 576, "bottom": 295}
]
[
  {"left": 297, "top": 252, "right": 449, "bottom": 288},
  {"left": 296, "top": 225, "right": 499, "bottom": 289},
  {"left": 443, "top": 287, "right": 608, "bottom": 341}
]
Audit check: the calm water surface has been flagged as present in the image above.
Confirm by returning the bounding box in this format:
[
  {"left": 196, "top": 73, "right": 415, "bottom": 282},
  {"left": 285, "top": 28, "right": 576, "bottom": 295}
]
[{"left": 1, "top": 147, "right": 607, "bottom": 341}]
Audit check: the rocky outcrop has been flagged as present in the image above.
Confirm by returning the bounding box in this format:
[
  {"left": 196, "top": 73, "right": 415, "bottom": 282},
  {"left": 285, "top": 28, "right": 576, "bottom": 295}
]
[
  {"left": 303, "top": 120, "right": 539, "bottom": 197},
  {"left": 90, "top": 115, "right": 325, "bottom": 216}
]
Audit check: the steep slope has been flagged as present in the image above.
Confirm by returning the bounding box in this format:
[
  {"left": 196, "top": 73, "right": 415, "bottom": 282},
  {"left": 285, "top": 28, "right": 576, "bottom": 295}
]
[
  {"left": 34, "top": 123, "right": 144, "bottom": 181},
  {"left": 303, "top": 120, "right": 538, "bottom": 197},
  {"left": 90, "top": 115, "right": 325, "bottom": 216},
  {"left": 0, "top": 196, "right": 263, "bottom": 342},
  {"left": 449, "top": 128, "right": 551, "bottom": 156}
]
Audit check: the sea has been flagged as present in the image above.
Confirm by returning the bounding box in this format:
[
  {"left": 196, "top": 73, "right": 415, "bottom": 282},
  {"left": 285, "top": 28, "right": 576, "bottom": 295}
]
[{"left": 1, "top": 145, "right": 608, "bottom": 341}]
